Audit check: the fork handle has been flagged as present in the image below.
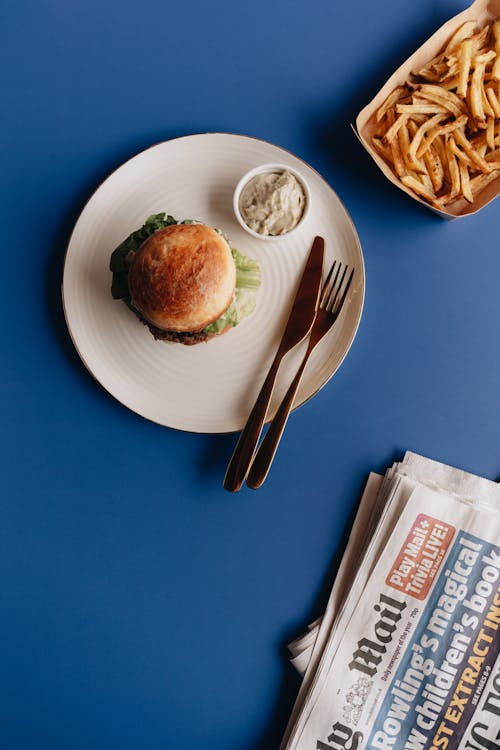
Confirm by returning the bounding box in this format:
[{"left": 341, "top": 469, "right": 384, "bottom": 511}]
[
  {"left": 246, "top": 348, "right": 311, "bottom": 489},
  {"left": 223, "top": 352, "right": 283, "bottom": 492}
]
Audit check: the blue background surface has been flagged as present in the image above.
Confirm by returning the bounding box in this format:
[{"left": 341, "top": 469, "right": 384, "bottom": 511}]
[{"left": 2, "top": 1, "right": 499, "bottom": 747}]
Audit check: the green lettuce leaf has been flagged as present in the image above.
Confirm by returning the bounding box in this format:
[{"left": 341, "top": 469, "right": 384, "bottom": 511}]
[
  {"left": 110, "top": 213, "right": 177, "bottom": 300},
  {"left": 203, "top": 247, "right": 261, "bottom": 333}
]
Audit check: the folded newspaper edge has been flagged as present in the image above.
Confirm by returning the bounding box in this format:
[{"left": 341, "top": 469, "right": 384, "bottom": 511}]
[{"left": 282, "top": 452, "right": 500, "bottom": 750}]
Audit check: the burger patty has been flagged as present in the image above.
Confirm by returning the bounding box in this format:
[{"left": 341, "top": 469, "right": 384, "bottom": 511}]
[{"left": 142, "top": 318, "right": 212, "bottom": 345}]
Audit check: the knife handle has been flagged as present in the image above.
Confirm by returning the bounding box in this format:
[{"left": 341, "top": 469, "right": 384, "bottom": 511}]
[
  {"left": 223, "top": 352, "right": 282, "bottom": 492},
  {"left": 246, "top": 348, "right": 310, "bottom": 489}
]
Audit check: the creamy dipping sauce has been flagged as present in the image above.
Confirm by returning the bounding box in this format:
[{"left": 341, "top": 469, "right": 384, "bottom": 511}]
[{"left": 239, "top": 170, "right": 306, "bottom": 236}]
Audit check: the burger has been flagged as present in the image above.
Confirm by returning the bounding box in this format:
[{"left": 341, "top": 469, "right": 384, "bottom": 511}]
[{"left": 110, "top": 214, "right": 261, "bottom": 344}]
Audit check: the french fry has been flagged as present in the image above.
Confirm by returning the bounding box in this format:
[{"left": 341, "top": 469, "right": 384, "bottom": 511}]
[
  {"left": 457, "top": 39, "right": 473, "bottom": 98},
  {"left": 444, "top": 21, "right": 477, "bottom": 53},
  {"left": 474, "top": 50, "right": 496, "bottom": 65},
  {"left": 408, "top": 113, "right": 447, "bottom": 163},
  {"left": 433, "top": 134, "right": 451, "bottom": 184},
  {"left": 396, "top": 104, "right": 449, "bottom": 115},
  {"left": 386, "top": 111, "right": 407, "bottom": 177},
  {"left": 470, "top": 62, "right": 487, "bottom": 121},
  {"left": 416, "top": 115, "right": 468, "bottom": 158},
  {"left": 477, "top": 142, "right": 488, "bottom": 158},
  {"left": 469, "top": 168, "right": 500, "bottom": 194},
  {"left": 447, "top": 135, "right": 473, "bottom": 166},
  {"left": 423, "top": 145, "right": 445, "bottom": 192},
  {"left": 398, "top": 120, "right": 421, "bottom": 171},
  {"left": 440, "top": 75, "right": 461, "bottom": 91},
  {"left": 486, "top": 86, "right": 500, "bottom": 117},
  {"left": 493, "top": 21, "right": 500, "bottom": 80},
  {"left": 406, "top": 120, "right": 428, "bottom": 172},
  {"left": 446, "top": 137, "right": 461, "bottom": 197},
  {"left": 469, "top": 26, "right": 490, "bottom": 55},
  {"left": 417, "top": 169, "right": 435, "bottom": 192},
  {"left": 482, "top": 91, "right": 495, "bottom": 118},
  {"left": 416, "top": 53, "right": 448, "bottom": 81},
  {"left": 454, "top": 128, "right": 491, "bottom": 171},
  {"left": 417, "top": 84, "right": 465, "bottom": 116},
  {"left": 459, "top": 161, "right": 473, "bottom": 202},
  {"left": 376, "top": 87, "right": 408, "bottom": 122},
  {"left": 401, "top": 174, "right": 436, "bottom": 202},
  {"left": 372, "top": 136, "right": 393, "bottom": 163},
  {"left": 384, "top": 113, "right": 409, "bottom": 143},
  {"left": 487, "top": 115, "right": 496, "bottom": 150}
]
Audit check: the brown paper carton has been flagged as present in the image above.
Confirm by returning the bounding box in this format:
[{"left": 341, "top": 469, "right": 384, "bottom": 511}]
[{"left": 355, "top": 0, "right": 500, "bottom": 218}]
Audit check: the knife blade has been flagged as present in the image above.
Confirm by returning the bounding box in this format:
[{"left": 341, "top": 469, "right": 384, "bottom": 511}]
[{"left": 223, "top": 235, "right": 325, "bottom": 492}]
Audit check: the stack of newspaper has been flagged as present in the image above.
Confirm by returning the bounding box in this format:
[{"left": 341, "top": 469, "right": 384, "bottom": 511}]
[{"left": 282, "top": 452, "right": 500, "bottom": 750}]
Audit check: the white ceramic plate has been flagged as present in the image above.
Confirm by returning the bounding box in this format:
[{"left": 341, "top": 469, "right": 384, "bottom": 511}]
[{"left": 62, "top": 134, "right": 365, "bottom": 433}]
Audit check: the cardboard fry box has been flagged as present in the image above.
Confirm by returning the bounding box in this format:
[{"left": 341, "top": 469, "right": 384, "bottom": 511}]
[{"left": 355, "top": 0, "right": 500, "bottom": 218}]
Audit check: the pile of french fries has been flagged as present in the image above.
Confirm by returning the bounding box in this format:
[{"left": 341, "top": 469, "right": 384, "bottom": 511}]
[{"left": 373, "top": 20, "right": 500, "bottom": 209}]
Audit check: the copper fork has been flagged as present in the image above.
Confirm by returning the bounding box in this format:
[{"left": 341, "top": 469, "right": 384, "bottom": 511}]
[{"left": 246, "top": 260, "right": 354, "bottom": 489}]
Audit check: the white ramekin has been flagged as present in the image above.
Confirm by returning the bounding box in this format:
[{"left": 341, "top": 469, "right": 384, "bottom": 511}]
[{"left": 233, "top": 163, "right": 311, "bottom": 241}]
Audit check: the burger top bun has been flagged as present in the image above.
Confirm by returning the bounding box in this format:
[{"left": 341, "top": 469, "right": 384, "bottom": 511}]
[{"left": 128, "top": 223, "right": 237, "bottom": 333}]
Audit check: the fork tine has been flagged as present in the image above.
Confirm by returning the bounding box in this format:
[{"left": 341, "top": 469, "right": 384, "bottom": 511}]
[
  {"left": 323, "top": 261, "right": 342, "bottom": 309},
  {"left": 319, "top": 260, "right": 337, "bottom": 306},
  {"left": 328, "top": 264, "right": 348, "bottom": 311},
  {"left": 334, "top": 267, "right": 355, "bottom": 314}
]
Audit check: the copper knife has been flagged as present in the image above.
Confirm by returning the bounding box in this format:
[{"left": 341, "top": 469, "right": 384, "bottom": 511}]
[{"left": 223, "top": 235, "right": 325, "bottom": 492}]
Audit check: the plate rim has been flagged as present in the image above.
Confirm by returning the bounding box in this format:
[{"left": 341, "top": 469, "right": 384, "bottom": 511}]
[{"left": 62, "top": 132, "right": 365, "bottom": 434}]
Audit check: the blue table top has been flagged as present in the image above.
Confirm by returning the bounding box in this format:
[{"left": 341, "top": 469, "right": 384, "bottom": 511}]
[{"left": 3, "top": 1, "right": 500, "bottom": 747}]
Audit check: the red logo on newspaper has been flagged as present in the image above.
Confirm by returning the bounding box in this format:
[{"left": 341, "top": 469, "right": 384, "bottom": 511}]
[{"left": 385, "top": 514, "right": 455, "bottom": 600}]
